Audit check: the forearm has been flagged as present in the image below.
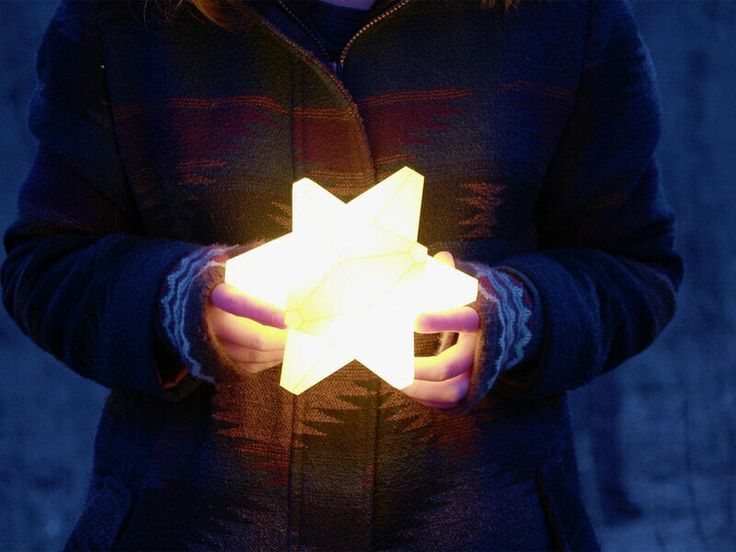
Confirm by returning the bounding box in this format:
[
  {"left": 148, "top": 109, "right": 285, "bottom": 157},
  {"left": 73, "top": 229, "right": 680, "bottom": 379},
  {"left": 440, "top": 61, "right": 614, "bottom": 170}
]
[
  {"left": 494, "top": 244, "right": 680, "bottom": 399},
  {"left": 432, "top": 220, "right": 679, "bottom": 410},
  {"left": 2, "top": 226, "right": 204, "bottom": 400}
]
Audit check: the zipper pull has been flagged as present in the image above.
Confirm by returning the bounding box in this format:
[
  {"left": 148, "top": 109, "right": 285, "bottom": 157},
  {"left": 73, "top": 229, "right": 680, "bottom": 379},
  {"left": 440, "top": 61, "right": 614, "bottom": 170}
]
[{"left": 330, "top": 58, "right": 343, "bottom": 80}]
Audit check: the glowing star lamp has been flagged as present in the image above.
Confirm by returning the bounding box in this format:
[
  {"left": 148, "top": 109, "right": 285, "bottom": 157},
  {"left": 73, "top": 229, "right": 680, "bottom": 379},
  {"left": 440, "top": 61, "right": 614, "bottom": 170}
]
[{"left": 224, "top": 167, "right": 478, "bottom": 395}]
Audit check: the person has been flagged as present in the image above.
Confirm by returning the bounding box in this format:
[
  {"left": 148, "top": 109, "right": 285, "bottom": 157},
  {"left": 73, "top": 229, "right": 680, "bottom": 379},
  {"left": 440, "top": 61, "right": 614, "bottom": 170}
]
[{"left": 1, "top": 0, "right": 682, "bottom": 549}]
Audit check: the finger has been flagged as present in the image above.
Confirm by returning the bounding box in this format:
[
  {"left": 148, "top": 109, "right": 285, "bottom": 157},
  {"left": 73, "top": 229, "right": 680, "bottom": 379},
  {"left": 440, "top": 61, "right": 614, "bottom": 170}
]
[
  {"left": 210, "top": 283, "right": 286, "bottom": 329},
  {"left": 236, "top": 360, "right": 283, "bottom": 375},
  {"left": 434, "top": 251, "right": 455, "bottom": 267},
  {"left": 413, "top": 331, "right": 476, "bottom": 382},
  {"left": 401, "top": 370, "right": 470, "bottom": 406},
  {"left": 219, "top": 339, "right": 285, "bottom": 364},
  {"left": 210, "top": 307, "right": 287, "bottom": 350},
  {"left": 415, "top": 306, "right": 480, "bottom": 333}
]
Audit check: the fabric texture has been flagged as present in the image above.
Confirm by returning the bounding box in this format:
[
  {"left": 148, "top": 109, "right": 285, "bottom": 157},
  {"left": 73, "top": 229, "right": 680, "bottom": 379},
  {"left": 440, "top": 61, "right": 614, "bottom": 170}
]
[
  {"left": 160, "top": 244, "right": 238, "bottom": 385},
  {"left": 1, "top": 0, "right": 682, "bottom": 549},
  {"left": 448, "top": 260, "right": 542, "bottom": 414}
]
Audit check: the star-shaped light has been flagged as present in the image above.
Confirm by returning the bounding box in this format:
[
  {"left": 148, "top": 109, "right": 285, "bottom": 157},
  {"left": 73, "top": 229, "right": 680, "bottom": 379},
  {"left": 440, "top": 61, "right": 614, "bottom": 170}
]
[{"left": 225, "top": 167, "right": 478, "bottom": 394}]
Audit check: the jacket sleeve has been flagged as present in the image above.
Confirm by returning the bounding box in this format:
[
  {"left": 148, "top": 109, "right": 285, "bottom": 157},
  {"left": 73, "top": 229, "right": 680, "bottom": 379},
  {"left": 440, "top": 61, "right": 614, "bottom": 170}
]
[
  {"left": 0, "top": 0, "right": 218, "bottom": 401},
  {"left": 482, "top": 0, "right": 683, "bottom": 401}
]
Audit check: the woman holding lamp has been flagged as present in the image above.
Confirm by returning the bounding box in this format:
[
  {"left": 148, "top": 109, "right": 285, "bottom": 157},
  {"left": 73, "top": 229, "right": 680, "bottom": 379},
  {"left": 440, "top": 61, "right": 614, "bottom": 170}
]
[{"left": 2, "top": 0, "right": 681, "bottom": 549}]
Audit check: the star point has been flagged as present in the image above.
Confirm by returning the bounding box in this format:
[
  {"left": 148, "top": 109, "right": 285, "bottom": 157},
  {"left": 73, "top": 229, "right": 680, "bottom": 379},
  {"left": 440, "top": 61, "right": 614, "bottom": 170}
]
[{"left": 225, "top": 167, "right": 478, "bottom": 395}]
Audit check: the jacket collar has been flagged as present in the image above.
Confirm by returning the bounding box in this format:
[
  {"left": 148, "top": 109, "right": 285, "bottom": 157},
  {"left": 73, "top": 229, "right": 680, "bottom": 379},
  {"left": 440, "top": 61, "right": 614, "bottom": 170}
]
[{"left": 242, "top": 0, "right": 410, "bottom": 69}]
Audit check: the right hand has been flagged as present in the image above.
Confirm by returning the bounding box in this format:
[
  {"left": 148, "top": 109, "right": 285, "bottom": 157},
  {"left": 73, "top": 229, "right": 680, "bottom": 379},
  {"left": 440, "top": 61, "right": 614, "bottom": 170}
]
[{"left": 206, "top": 282, "right": 288, "bottom": 375}]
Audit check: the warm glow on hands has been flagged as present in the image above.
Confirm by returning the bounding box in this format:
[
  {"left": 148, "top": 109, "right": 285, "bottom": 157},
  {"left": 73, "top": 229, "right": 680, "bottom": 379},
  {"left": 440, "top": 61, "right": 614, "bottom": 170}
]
[
  {"left": 225, "top": 168, "right": 478, "bottom": 395},
  {"left": 403, "top": 252, "right": 480, "bottom": 409},
  {"left": 207, "top": 283, "right": 287, "bottom": 375}
]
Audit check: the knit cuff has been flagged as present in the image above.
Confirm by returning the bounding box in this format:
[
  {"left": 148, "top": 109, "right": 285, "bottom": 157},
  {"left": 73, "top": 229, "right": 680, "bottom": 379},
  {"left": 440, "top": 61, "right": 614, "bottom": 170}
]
[
  {"left": 445, "top": 261, "right": 542, "bottom": 414},
  {"left": 159, "top": 244, "right": 247, "bottom": 386}
]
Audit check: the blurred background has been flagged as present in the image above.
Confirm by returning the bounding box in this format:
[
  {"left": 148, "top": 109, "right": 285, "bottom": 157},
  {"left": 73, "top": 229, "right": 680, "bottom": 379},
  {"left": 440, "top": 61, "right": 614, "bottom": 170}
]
[{"left": 1, "top": 1, "right": 734, "bottom": 550}]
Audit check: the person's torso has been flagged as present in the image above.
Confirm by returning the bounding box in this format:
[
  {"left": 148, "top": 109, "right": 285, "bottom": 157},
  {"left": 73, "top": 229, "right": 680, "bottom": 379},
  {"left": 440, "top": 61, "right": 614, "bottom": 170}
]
[{"left": 79, "top": 2, "right": 597, "bottom": 549}]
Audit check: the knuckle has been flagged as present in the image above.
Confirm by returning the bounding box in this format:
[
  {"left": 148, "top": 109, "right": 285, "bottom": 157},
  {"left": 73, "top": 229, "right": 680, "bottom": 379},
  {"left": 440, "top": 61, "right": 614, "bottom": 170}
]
[
  {"left": 442, "top": 356, "right": 463, "bottom": 380},
  {"left": 445, "top": 358, "right": 461, "bottom": 379},
  {"left": 238, "top": 362, "right": 258, "bottom": 375},
  {"left": 242, "top": 348, "right": 261, "bottom": 363},
  {"left": 445, "top": 382, "right": 467, "bottom": 404},
  {"left": 440, "top": 363, "right": 454, "bottom": 381},
  {"left": 250, "top": 335, "right": 265, "bottom": 351},
  {"left": 446, "top": 389, "right": 463, "bottom": 404}
]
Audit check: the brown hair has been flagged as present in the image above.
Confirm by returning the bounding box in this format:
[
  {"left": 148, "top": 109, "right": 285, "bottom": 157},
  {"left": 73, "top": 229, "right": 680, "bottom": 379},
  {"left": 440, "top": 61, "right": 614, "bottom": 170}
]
[{"left": 156, "top": 0, "right": 517, "bottom": 31}]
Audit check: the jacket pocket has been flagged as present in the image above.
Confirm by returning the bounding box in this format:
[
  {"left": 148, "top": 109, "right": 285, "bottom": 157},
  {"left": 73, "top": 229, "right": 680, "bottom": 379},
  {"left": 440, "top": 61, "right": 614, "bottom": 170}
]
[
  {"left": 535, "top": 452, "right": 600, "bottom": 552},
  {"left": 63, "top": 476, "right": 134, "bottom": 551}
]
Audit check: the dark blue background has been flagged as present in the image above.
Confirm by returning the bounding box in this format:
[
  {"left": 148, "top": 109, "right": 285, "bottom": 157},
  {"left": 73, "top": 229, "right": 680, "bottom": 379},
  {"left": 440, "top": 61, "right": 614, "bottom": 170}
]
[{"left": 1, "top": 1, "right": 734, "bottom": 549}]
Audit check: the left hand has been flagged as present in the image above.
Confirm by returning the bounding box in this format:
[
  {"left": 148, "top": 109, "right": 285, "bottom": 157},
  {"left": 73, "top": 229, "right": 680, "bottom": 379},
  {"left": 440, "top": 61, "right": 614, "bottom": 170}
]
[{"left": 401, "top": 251, "right": 480, "bottom": 409}]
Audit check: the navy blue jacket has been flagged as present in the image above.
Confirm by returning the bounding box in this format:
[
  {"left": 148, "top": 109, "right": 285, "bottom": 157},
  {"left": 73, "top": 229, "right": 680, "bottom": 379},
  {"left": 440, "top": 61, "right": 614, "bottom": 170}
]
[{"left": 2, "top": 0, "right": 681, "bottom": 549}]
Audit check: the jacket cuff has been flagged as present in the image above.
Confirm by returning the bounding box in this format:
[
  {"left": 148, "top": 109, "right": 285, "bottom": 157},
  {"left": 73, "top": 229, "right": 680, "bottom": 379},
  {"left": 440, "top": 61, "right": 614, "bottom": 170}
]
[
  {"left": 446, "top": 261, "right": 543, "bottom": 414},
  {"left": 158, "top": 244, "right": 246, "bottom": 387}
]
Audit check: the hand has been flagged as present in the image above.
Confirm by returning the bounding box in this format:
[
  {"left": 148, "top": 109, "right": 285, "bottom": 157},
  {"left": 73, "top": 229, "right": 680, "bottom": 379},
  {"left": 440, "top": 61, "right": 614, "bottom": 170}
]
[
  {"left": 206, "top": 282, "right": 288, "bottom": 375},
  {"left": 401, "top": 252, "right": 480, "bottom": 409}
]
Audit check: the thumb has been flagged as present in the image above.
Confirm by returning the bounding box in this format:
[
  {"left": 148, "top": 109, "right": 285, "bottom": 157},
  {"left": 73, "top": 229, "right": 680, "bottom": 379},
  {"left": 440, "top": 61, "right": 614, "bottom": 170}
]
[{"left": 433, "top": 250, "right": 455, "bottom": 268}]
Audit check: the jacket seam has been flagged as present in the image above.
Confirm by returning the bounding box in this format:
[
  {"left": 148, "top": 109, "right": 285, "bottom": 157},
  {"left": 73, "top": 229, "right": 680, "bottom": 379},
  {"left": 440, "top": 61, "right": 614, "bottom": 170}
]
[
  {"left": 91, "top": 0, "right": 146, "bottom": 232},
  {"left": 239, "top": 1, "right": 376, "bottom": 184}
]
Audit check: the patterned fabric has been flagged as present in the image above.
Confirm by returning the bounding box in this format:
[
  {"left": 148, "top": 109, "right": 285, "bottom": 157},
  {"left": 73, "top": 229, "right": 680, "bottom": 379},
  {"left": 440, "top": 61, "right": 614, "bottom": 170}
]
[
  {"left": 450, "top": 261, "right": 542, "bottom": 414},
  {"left": 1, "top": 0, "right": 683, "bottom": 549},
  {"left": 160, "top": 245, "right": 236, "bottom": 385},
  {"left": 474, "top": 266, "right": 537, "bottom": 373}
]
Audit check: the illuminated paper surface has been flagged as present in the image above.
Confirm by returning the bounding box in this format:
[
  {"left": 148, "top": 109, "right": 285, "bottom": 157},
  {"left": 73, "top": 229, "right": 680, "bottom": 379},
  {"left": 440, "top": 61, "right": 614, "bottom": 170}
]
[{"left": 225, "top": 167, "right": 478, "bottom": 394}]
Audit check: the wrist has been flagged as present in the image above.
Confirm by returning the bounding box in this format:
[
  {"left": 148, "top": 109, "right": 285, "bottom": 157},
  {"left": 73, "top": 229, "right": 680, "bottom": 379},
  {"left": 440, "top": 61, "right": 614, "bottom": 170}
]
[
  {"left": 443, "top": 260, "right": 542, "bottom": 414},
  {"left": 159, "top": 244, "right": 240, "bottom": 385}
]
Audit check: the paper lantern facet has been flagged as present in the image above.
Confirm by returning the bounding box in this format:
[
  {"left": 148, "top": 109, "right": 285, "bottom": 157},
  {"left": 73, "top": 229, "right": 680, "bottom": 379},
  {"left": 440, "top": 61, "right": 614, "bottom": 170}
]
[
  {"left": 224, "top": 234, "right": 294, "bottom": 310},
  {"left": 224, "top": 167, "right": 478, "bottom": 395}
]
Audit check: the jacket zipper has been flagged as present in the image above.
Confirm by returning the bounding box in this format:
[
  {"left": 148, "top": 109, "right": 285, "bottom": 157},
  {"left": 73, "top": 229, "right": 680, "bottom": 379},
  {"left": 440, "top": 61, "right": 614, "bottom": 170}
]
[
  {"left": 339, "top": 0, "right": 411, "bottom": 69},
  {"left": 275, "top": 0, "right": 412, "bottom": 79},
  {"left": 275, "top": 0, "right": 337, "bottom": 72},
  {"left": 256, "top": 0, "right": 412, "bottom": 184}
]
